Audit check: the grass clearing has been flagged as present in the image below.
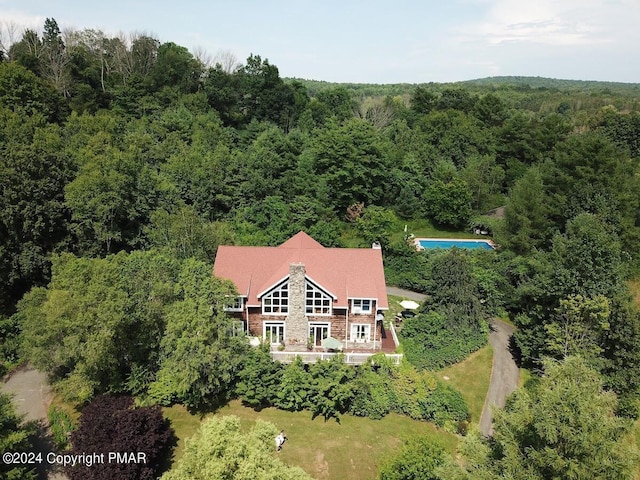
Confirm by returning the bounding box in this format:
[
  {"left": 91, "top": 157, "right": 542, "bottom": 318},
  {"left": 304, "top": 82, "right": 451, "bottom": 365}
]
[
  {"left": 164, "top": 400, "right": 458, "bottom": 480},
  {"left": 628, "top": 279, "right": 640, "bottom": 308},
  {"left": 387, "top": 294, "right": 422, "bottom": 319},
  {"left": 163, "top": 404, "right": 204, "bottom": 461},
  {"left": 621, "top": 418, "right": 640, "bottom": 479},
  {"left": 391, "top": 218, "right": 479, "bottom": 243},
  {"left": 437, "top": 345, "right": 493, "bottom": 424},
  {"left": 49, "top": 393, "right": 81, "bottom": 424},
  {"left": 519, "top": 367, "right": 533, "bottom": 388},
  {"left": 341, "top": 217, "right": 479, "bottom": 249}
]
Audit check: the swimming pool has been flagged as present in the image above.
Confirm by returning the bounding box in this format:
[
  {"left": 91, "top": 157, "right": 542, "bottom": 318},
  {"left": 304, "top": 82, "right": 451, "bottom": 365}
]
[{"left": 415, "top": 238, "right": 495, "bottom": 250}]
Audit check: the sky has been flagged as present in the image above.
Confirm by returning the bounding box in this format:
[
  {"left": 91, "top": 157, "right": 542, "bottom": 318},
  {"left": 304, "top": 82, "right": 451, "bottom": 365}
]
[{"left": 1, "top": 0, "right": 639, "bottom": 84}]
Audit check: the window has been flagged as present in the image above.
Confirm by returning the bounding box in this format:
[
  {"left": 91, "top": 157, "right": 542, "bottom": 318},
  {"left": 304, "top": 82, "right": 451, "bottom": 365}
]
[
  {"left": 224, "top": 296, "right": 244, "bottom": 312},
  {"left": 309, "top": 323, "right": 330, "bottom": 346},
  {"left": 350, "top": 324, "right": 371, "bottom": 342},
  {"left": 230, "top": 320, "right": 245, "bottom": 337},
  {"left": 264, "top": 322, "right": 285, "bottom": 345},
  {"left": 262, "top": 282, "right": 289, "bottom": 314},
  {"left": 306, "top": 282, "right": 332, "bottom": 315},
  {"left": 352, "top": 299, "right": 372, "bottom": 314}
]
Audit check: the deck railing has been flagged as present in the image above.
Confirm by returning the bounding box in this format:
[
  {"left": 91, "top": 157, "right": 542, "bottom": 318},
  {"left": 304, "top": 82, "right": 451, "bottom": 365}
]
[
  {"left": 388, "top": 322, "right": 400, "bottom": 348},
  {"left": 269, "top": 351, "right": 403, "bottom": 365}
]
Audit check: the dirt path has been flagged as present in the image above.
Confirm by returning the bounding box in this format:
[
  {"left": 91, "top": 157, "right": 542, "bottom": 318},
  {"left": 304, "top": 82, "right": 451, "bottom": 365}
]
[
  {"left": 479, "top": 319, "right": 519, "bottom": 437},
  {"left": 2, "top": 365, "right": 68, "bottom": 480}
]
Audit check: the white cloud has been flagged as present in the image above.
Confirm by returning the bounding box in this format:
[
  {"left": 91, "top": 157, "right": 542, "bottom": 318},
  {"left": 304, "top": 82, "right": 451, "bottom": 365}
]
[
  {"left": 0, "top": 10, "right": 45, "bottom": 32},
  {"left": 456, "top": 0, "right": 638, "bottom": 46}
]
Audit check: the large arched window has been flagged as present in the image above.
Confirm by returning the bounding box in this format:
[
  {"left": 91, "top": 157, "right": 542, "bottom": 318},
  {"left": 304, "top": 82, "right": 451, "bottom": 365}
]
[
  {"left": 262, "top": 281, "right": 289, "bottom": 314},
  {"left": 306, "top": 281, "right": 332, "bottom": 315}
]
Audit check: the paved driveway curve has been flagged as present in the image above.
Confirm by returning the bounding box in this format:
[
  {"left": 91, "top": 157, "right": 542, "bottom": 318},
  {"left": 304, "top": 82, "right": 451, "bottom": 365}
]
[{"left": 479, "top": 319, "right": 519, "bottom": 436}]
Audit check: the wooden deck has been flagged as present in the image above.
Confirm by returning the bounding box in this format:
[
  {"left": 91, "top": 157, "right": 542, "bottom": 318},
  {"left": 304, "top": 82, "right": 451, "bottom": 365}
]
[
  {"left": 380, "top": 323, "right": 396, "bottom": 352},
  {"left": 269, "top": 322, "right": 401, "bottom": 365}
]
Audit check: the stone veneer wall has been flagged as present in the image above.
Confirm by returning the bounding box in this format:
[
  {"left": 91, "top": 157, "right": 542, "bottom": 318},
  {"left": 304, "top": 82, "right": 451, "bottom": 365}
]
[
  {"left": 245, "top": 289, "right": 384, "bottom": 349},
  {"left": 286, "top": 263, "right": 307, "bottom": 347}
]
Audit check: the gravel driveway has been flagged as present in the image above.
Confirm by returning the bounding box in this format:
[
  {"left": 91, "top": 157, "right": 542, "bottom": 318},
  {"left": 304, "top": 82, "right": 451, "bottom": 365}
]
[
  {"left": 479, "top": 319, "right": 519, "bottom": 436},
  {"left": 386, "top": 287, "right": 520, "bottom": 436},
  {"left": 385, "top": 286, "right": 427, "bottom": 302},
  {"left": 2, "top": 365, "right": 68, "bottom": 480}
]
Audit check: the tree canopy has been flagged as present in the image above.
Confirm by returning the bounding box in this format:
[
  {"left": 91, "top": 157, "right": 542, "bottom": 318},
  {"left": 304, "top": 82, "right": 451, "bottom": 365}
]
[
  {"left": 453, "top": 357, "right": 638, "bottom": 480},
  {"left": 161, "top": 415, "right": 313, "bottom": 480},
  {"left": 3, "top": 16, "right": 640, "bottom": 479}
]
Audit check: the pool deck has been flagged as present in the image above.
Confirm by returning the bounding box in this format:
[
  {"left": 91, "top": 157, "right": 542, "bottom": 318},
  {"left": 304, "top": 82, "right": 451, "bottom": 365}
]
[{"left": 413, "top": 237, "right": 496, "bottom": 251}]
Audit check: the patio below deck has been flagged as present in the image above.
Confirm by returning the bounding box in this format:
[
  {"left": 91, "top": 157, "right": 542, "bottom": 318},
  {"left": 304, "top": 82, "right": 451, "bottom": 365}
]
[{"left": 268, "top": 322, "right": 401, "bottom": 365}]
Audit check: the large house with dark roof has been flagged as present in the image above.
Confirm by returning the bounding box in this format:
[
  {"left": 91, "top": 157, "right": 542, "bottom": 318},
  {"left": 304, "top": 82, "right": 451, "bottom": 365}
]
[{"left": 213, "top": 231, "right": 389, "bottom": 351}]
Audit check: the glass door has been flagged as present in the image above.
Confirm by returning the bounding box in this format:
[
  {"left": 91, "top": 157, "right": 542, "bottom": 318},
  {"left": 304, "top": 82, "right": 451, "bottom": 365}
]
[
  {"left": 309, "top": 323, "right": 329, "bottom": 346},
  {"left": 265, "top": 322, "right": 285, "bottom": 345}
]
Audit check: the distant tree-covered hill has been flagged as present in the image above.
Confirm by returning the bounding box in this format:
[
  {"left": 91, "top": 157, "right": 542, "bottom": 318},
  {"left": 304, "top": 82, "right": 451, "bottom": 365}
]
[
  {"left": 287, "top": 76, "right": 640, "bottom": 97},
  {"left": 286, "top": 76, "right": 640, "bottom": 113},
  {"left": 460, "top": 76, "right": 640, "bottom": 93}
]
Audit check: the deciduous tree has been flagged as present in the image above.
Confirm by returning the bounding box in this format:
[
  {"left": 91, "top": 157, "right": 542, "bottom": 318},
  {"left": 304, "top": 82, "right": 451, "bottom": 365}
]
[
  {"left": 0, "top": 109, "right": 73, "bottom": 314},
  {"left": 19, "top": 251, "right": 180, "bottom": 401},
  {"left": 68, "top": 395, "right": 174, "bottom": 480},
  {"left": 356, "top": 206, "right": 397, "bottom": 249},
  {"left": 311, "top": 119, "right": 391, "bottom": 214},
  {"left": 455, "top": 357, "right": 637, "bottom": 480},
  {"left": 0, "top": 393, "right": 36, "bottom": 480},
  {"left": 149, "top": 260, "right": 248, "bottom": 409},
  {"left": 162, "top": 416, "right": 313, "bottom": 480}
]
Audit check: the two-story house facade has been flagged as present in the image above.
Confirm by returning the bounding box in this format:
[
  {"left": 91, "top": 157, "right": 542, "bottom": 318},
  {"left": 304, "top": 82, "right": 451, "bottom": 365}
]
[{"left": 213, "top": 231, "right": 389, "bottom": 351}]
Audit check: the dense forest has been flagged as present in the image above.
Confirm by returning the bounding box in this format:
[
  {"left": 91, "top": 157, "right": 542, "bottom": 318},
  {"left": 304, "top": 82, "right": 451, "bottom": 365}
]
[{"left": 3, "top": 17, "right": 640, "bottom": 479}]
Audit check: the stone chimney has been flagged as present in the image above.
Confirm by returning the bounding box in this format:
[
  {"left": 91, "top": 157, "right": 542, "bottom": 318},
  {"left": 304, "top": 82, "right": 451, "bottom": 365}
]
[{"left": 287, "top": 263, "right": 307, "bottom": 347}]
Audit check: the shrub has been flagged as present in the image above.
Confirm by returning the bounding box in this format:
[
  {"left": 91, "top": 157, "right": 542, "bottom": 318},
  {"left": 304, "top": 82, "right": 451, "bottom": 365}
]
[
  {"left": 48, "top": 405, "right": 74, "bottom": 450},
  {"left": 420, "top": 383, "right": 470, "bottom": 427},
  {"left": 391, "top": 362, "right": 438, "bottom": 420},
  {"left": 235, "top": 344, "right": 283, "bottom": 408},
  {"left": 68, "top": 395, "right": 175, "bottom": 480},
  {"left": 401, "top": 311, "right": 487, "bottom": 370},
  {"left": 274, "top": 357, "right": 312, "bottom": 411},
  {"left": 162, "top": 416, "right": 313, "bottom": 479},
  {"left": 0, "top": 393, "right": 36, "bottom": 480},
  {"left": 383, "top": 241, "right": 432, "bottom": 293},
  {"left": 307, "top": 356, "right": 356, "bottom": 421},
  {"left": 377, "top": 436, "right": 446, "bottom": 480},
  {"left": 235, "top": 351, "right": 470, "bottom": 428},
  {"left": 350, "top": 365, "right": 395, "bottom": 419}
]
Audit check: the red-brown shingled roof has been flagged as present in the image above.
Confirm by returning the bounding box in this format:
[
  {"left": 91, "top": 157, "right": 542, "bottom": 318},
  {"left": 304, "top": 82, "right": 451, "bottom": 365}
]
[{"left": 212, "top": 231, "right": 388, "bottom": 309}]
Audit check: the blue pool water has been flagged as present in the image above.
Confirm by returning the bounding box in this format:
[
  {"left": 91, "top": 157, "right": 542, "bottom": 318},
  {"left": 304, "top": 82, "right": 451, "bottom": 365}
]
[{"left": 417, "top": 239, "right": 494, "bottom": 250}]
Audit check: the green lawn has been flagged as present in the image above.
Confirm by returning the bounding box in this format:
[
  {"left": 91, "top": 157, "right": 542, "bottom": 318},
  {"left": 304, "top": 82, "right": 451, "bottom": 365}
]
[
  {"left": 391, "top": 218, "right": 480, "bottom": 243},
  {"left": 437, "top": 345, "right": 493, "bottom": 424},
  {"left": 628, "top": 279, "right": 640, "bottom": 308},
  {"left": 387, "top": 294, "right": 422, "bottom": 319},
  {"left": 163, "top": 405, "right": 204, "bottom": 461},
  {"left": 164, "top": 400, "right": 458, "bottom": 480},
  {"left": 341, "top": 217, "right": 480, "bottom": 248}
]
